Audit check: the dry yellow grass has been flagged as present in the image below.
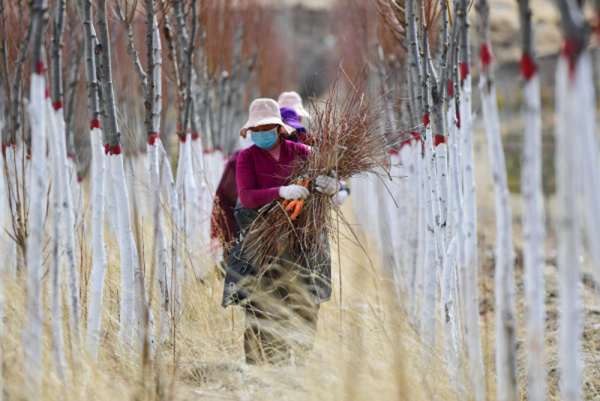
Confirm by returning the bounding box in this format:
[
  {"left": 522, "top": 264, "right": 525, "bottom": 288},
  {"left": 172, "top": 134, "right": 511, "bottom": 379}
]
[
  {"left": 2, "top": 161, "right": 600, "bottom": 399},
  {"left": 0, "top": 198, "right": 456, "bottom": 400}
]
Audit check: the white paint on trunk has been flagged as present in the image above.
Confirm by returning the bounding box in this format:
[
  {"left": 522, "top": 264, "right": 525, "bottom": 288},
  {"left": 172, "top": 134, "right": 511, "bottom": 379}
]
[
  {"left": 111, "top": 154, "right": 136, "bottom": 346},
  {"left": 438, "top": 142, "right": 451, "bottom": 249},
  {"left": 555, "top": 53, "right": 582, "bottom": 401},
  {"left": 521, "top": 73, "right": 547, "bottom": 401},
  {"left": 416, "top": 151, "right": 426, "bottom": 325},
  {"left": 86, "top": 127, "right": 108, "bottom": 359},
  {"left": 24, "top": 72, "right": 46, "bottom": 394},
  {"left": 148, "top": 140, "right": 170, "bottom": 335},
  {"left": 446, "top": 104, "right": 463, "bottom": 363},
  {"left": 441, "top": 237, "right": 460, "bottom": 379},
  {"left": 191, "top": 138, "right": 210, "bottom": 250},
  {"left": 47, "top": 109, "right": 67, "bottom": 381},
  {"left": 577, "top": 54, "right": 600, "bottom": 287},
  {"left": 49, "top": 105, "right": 82, "bottom": 358},
  {"left": 459, "top": 74, "right": 486, "bottom": 400},
  {"left": 480, "top": 72, "right": 518, "bottom": 401},
  {"left": 176, "top": 136, "right": 202, "bottom": 278},
  {"left": 402, "top": 142, "right": 420, "bottom": 315},
  {"left": 421, "top": 150, "right": 438, "bottom": 356},
  {"left": 159, "top": 143, "right": 181, "bottom": 309}
]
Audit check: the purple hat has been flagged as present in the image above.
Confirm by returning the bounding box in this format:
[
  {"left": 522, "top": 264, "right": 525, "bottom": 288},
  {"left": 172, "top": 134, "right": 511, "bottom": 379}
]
[{"left": 280, "top": 107, "right": 306, "bottom": 134}]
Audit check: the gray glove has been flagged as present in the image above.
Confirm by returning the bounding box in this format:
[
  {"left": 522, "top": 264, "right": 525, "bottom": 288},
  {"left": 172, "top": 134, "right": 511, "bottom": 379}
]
[
  {"left": 331, "top": 189, "right": 349, "bottom": 205},
  {"left": 315, "top": 174, "right": 340, "bottom": 195}
]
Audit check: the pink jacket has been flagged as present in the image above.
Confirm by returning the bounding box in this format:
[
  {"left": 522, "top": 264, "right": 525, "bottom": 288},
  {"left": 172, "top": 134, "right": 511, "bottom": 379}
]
[{"left": 236, "top": 139, "right": 309, "bottom": 209}]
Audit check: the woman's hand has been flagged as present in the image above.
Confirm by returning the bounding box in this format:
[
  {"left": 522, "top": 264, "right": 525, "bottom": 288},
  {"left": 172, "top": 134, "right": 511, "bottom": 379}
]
[
  {"left": 315, "top": 174, "right": 340, "bottom": 195},
  {"left": 279, "top": 185, "right": 310, "bottom": 200}
]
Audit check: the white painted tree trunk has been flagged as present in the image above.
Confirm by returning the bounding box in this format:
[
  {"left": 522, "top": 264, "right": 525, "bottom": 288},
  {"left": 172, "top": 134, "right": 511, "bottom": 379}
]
[
  {"left": 521, "top": 73, "right": 547, "bottom": 400},
  {"left": 577, "top": 54, "right": 600, "bottom": 284},
  {"left": 387, "top": 151, "right": 404, "bottom": 298},
  {"left": 459, "top": 74, "right": 486, "bottom": 400},
  {"left": 424, "top": 128, "right": 446, "bottom": 273},
  {"left": 480, "top": 74, "right": 518, "bottom": 401},
  {"left": 438, "top": 141, "right": 452, "bottom": 249},
  {"left": 111, "top": 154, "right": 137, "bottom": 346},
  {"left": 159, "top": 143, "right": 181, "bottom": 309},
  {"left": 441, "top": 237, "right": 460, "bottom": 372},
  {"left": 191, "top": 138, "right": 210, "bottom": 249},
  {"left": 86, "top": 126, "right": 107, "bottom": 359},
  {"left": 48, "top": 102, "right": 82, "bottom": 360},
  {"left": 176, "top": 135, "right": 201, "bottom": 278},
  {"left": 446, "top": 102, "right": 463, "bottom": 352},
  {"left": 555, "top": 52, "right": 583, "bottom": 401},
  {"left": 416, "top": 151, "right": 426, "bottom": 323},
  {"left": 24, "top": 71, "right": 47, "bottom": 395},
  {"left": 420, "top": 151, "right": 438, "bottom": 353},
  {"left": 147, "top": 16, "right": 170, "bottom": 336},
  {"left": 376, "top": 175, "right": 398, "bottom": 294},
  {"left": 149, "top": 140, "right": 170, "bottom": 333},
  {"left": 132, "top": 234, "right": 154, "bottom": 350},
  {"left": 103, "top": 156, "right": 118, "bottom": 236},
  {"left": 185, "top": 143, "right": 203, "bottom": 276},
  {"left": 402, "top": 141, "right": 420, "bottom": 316},
  {"left": 66, "top": 156, "right": 82, "bottom": 230},
  {"left": 47, "top": 106, "right": 67, "bottom": 382}
]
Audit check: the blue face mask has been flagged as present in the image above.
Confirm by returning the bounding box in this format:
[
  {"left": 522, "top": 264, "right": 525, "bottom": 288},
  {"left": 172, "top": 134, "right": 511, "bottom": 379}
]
[{"left": 251, "top": 129, "right": 278, "bottom": 150}]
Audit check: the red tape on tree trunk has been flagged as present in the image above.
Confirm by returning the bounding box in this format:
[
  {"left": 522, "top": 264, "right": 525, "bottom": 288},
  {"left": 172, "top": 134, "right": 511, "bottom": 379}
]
[
  {"left": 520, "top": 52, "right": 537, "bottom": 81},
  {"left": 460, "top": 62, "right": 469, "bottom": 80},
  {"left": 480, "top": 43, "right": 493, "bottom": 66},
  {"left": 148, "top": 132, "right": 160, "bottom": 146}
]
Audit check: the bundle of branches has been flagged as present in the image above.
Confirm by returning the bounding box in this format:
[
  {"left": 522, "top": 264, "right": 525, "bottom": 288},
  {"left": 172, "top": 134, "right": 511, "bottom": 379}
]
[{"left": 243, "top": 70, "right": 402, "bottom": 271}]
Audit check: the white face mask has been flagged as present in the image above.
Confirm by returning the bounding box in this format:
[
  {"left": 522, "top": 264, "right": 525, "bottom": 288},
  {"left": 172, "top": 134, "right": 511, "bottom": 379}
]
[{"left": 240, "top": 132, "right": 254, "bottom": 149}]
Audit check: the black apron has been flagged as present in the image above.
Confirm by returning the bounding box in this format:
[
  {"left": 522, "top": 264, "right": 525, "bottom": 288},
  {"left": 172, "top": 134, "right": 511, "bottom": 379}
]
[{"left": 221, "top": 201, "right": 332, "bottom": 307}]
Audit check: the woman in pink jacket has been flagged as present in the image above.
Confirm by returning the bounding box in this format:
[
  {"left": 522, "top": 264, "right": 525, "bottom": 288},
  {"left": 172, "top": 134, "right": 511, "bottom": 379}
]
[{"left": 222, "top": 98, "right": 339, "bottom": 365}]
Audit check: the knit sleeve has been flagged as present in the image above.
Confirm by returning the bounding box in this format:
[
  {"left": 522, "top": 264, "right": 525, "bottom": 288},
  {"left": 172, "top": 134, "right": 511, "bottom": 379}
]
[{"left": 236, "top": 149, "right": 281, "bottom": 209}]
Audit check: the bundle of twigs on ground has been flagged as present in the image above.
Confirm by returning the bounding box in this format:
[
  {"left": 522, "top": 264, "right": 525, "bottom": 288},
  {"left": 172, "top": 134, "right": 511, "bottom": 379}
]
[{"left": 244, "top": 70, "right": 402, "bottom": 270}]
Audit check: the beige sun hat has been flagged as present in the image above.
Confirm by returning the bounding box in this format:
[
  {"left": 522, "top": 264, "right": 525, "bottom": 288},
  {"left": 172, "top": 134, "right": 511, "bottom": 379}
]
[
  {"left": 240, "top": 98, "right": 295, "bottom": 138},
  {"left": 277, "top": 91, "right": 310, "bottom": 119}
]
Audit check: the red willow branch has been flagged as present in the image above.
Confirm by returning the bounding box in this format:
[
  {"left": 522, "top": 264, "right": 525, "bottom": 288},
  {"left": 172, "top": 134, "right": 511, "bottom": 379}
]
[{"left": 372, "top": 0, "right": 406, "bottom": 48}]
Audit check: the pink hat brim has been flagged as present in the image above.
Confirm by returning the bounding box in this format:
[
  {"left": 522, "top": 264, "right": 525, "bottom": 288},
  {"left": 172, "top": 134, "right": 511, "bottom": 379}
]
[{"left": 239, "top": 117, "right": 295, "bottom": 138}]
